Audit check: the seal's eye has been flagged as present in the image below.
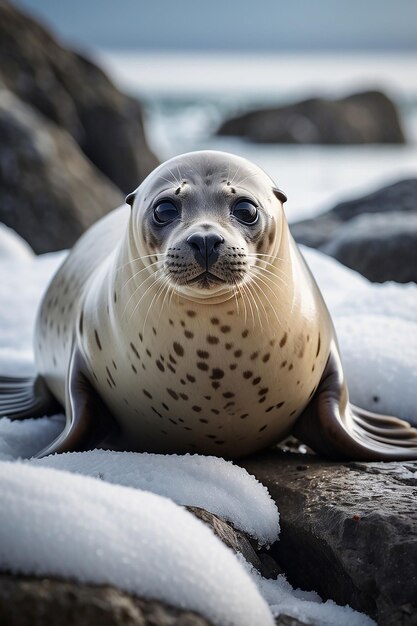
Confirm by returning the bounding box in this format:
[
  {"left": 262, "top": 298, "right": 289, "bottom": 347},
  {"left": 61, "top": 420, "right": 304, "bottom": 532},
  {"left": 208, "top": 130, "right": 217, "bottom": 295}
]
[
  {"left": 153, "top": 201, "right": 179, "bottom": 224},
  {"left": 232, "top": 200, "right": 259, "bottom": 225}
]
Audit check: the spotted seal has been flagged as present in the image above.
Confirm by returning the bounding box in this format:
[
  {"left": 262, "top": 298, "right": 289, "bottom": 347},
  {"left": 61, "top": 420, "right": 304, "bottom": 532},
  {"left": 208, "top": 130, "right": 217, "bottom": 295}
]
[{"left": 1, "top": 150, "right": 417, "bottom": 460}]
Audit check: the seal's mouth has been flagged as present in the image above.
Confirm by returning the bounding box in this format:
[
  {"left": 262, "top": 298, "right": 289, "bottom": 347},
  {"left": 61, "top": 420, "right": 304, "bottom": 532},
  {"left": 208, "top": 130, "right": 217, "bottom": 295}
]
[{"left": 187, "top": 271, "right": 227, "bottom": 288}]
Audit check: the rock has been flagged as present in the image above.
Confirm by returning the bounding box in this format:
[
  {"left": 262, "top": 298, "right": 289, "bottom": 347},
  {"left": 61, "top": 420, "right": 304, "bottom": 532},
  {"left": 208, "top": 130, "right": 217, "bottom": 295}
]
[
  {"left": 321, "top": 212, "right": 417, "bottom": 283},
  {"left": 0, "top": 1, "right": 158, "bottom": 193},
  {"left": 0, "top": 574, "right": 213, "bottom": 626},
  {"left": 217, "top": 91, "right": 405, "bottom": 144},
  {"left": 240, "top": 450, "right": 417, "bottom": 626},
  {"left": 290, "top": 179, "right": 417, "bottom": 283},
  {"left": 0, "top": 87, "right": 123, "bottom": 253},
  {"left": 187, "top": 506, "right": 283, "bottom": 579}
]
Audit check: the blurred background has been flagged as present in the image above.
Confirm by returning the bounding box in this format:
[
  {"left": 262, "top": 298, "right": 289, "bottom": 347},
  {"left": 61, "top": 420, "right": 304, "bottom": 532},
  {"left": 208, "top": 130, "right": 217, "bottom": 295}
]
[{"left": 1, "top": 0, "right": 417, "bottom": 281}]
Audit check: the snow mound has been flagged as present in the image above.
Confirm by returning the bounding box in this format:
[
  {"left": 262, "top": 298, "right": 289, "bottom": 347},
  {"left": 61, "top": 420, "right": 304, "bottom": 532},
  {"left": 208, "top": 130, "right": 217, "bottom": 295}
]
[
  {"left": 32, "top": 449, "right": 279, "bottom": 545},
  {"left": 0, "top": 461, "right": 274, "bottom": 626},
  {"left": 336, "top": 314, "right": 417, "bottom": 424}
]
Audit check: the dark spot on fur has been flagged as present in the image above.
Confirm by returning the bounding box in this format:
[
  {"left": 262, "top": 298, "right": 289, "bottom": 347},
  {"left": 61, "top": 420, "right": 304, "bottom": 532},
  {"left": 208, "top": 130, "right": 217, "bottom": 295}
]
[
  {"left": 240, "top": 413, "right": 248, "bottom": 419},
  {"left": 113, "top": 292, "right": 117, "bottom": 303},
  {"left": 180, "top": 320, "right": 186, "bottom": 327},
  {"left": 266, "top": 406, "right": 274, "bottom": 412},
  {"left": 289, "top": 363, "right": 293, "bottom": 371},
  {"left": 204, "top": 395, "right": 211, "bottom": 400},
  {"left": 131, "top": 364, "right": 137, "bottom": 374},
  {"left": 197, "top": 362, "right": 209, "bottom": 371},
  {"left": 280, "top": 332, "right": 288, "bottom": 348},
  {"left": 211, "top": 409, "right": 220, "bottom": 414},
  {"left": 207, "top": 335, "right": 219, "bottom": 345},
  {"left": 259, "top": 396, "right": 266, "bottom": 404},
  {"left": 280, "top": 360, "right": 287, "bottom": 368},
  {"left": 130, "top": 343, "right": 140, "bottom": 359},
  {"left": 139, "top": 333, "right": 143, "bottom": 342},
  {"left": 290, "top": 410, "right": 297, "bottom": 416},
  {"left": 220, "top": 325, "right": 231, "bottom": 333},
  {"left": 223, "top": 391, "right": 234, "bottom": 398},
  {"left": 312, "top": 364, "right": 315, "bottom": 372},
  {"left": 184, "top": 330, "right": 194, "bottom": 339},
  {"left": 197, "top": 350, "right": 209, "bottom": 359},
  {"left": 243, "top": 371, "right": 253, "bottom": 379},
  {"left": 156, "top": 360, "right": 165, "bottom": 372},
  {"left": 250, "top": 351, "right": 259, "bottom": 360},
  {"left": 180, "top": 393, "right": 188, "bottom": 400},
  {"left": 106, "top": 367, "right": 116, "bottom": 387},
  {"left": 169, "top": 319, "right": 174, "bottom": 326},
  {"left": 152, "top": 327, "right": 157, "bottom": 336},
  {"left": 316, "top": 334, "right": 321, "bottom": 356},
  {"left": 167, "top": 364, "right": 176, "bottom": 373},
  {"left": 94, "top": 330, "right": 102, "bottom": 350},
  {"left": 253, "top": 376, "right": 261, "bottom": 385},
  {"left": 143, "top": 389, "right": 152, "bottom": 399},
  {"left": 234, "top": 349, "right": 242, "bottom": 358},
  {"left": 112, "top": 360, "right": 117, "bottom": 370},
  {"left": 262, "top": 353, "right": 270, "bottom": 363},
  {"left": 373, "top": 395, "right": 379, "bottom": 403},
  {"left": 169, "top": 418, "right": 178, "bottom": 425},
  {"left": 210, "top": 368, "right": 224, "bottom": 380},
  {"left": 186, "top": 373, "right": 196, "bottom": 383},
  {"left": 162, "top": 402, "right": 169, "bottom": 410},
  {"left": 169, "top": 354, "right": 177, "bottom": 364},
  {"left": 173, "top": 342, "right": 184, "bottom": 356},
  {"left": 259, "top": 387, "right": 269, "bottom": 396},
  {"left": 167, "top": 388, "right": 179, "bottom": 400},
  {"left": 146, "top": 349, "right": 152, "bottom": 357},
  {"left": 192, "top": 405, "right": 202, "bottom": 412},
  {"left": 187, "top": 310, "right": 196, "bottom": 317},
  {"left": 224, "top": 401, "right": 235, "bottom": 409},
  {"left": 79, "top": 312, "right": 84, "bottom": 335},
  {"left": 200, "top": 418, "right": 209, "bottom": 423},
  {"left": 242, "top": 330, "right": 249, "bottom": 338},
  {"left": 229, "top": 363, "right": 237, "bottom": 370},
  {"left": 212, "top": 381, "right": 220, "bottom": 389},
  {"left": 225, "top": 343, "right": 233, "bottom": 350},
  {"left": 211, "top": 317, "right": 219, "bottom": 325}
]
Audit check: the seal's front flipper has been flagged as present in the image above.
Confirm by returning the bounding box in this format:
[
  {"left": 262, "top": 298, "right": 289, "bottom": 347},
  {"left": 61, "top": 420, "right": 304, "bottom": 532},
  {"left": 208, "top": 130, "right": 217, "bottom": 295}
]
[
  {"left": 37, "top": 348, "right": 118, "bottom": 458},
  {"left": 293, "top": 342, "right": 417, "bottom": 461},
  {"left": 0, "top": 375, "right": 61, "bottom": 419}
]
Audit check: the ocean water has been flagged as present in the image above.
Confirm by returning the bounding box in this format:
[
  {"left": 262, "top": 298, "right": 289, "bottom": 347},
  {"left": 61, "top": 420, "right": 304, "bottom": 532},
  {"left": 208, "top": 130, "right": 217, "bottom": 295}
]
[{"left": 98, "top": 51, "right": 417, "bottom": 221}]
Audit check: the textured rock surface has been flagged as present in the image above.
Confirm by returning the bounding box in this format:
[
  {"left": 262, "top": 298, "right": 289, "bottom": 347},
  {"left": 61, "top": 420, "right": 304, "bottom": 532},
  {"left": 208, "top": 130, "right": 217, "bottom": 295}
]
[
  {"left": 0, "top": 87, "right": 123, "bottom": 253},
  {"left": 290, "top": 179, "right": 417, "bottom": 282},
  {"left": 217, "top": 91, "right": 405, "bottom": 144},
  {"left": 0, "top": 1, "right": 158, "bottom": 193},
  {"left": 321, "top": 211, "right": 417, "bottom": 283},
  {"left": 0, "top": 574, "right": 213, "bottom": 626},
  {"left": 240, "top": 450, "right": 417, "bottom": 626}
]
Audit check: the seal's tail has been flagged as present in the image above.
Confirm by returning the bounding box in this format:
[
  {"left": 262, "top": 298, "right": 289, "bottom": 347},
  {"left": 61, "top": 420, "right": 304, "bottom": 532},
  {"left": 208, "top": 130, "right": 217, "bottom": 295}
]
[{"left": 0, "top": 375, "right": 61, "bottom": 420}]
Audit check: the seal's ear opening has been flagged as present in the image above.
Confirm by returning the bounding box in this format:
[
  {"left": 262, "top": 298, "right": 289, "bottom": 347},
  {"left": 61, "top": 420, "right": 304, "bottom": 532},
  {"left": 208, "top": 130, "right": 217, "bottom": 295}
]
[
  {"left": 125, "top": 191, "right": 136, "bottom": 207},
  {"left": 273, "top": 188, "right": 287, "bottom": 203}
]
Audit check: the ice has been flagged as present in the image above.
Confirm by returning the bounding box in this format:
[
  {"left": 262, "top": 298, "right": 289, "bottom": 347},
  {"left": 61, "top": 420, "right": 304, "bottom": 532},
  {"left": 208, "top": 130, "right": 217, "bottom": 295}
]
[{"left": 0, "top": 461, "right": 274, "bottom": 626}]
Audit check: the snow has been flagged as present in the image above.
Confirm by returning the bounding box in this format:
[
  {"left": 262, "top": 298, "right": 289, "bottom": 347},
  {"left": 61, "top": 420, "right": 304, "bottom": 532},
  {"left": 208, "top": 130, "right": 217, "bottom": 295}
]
[
  {"left": 1, "top": 223, "right": 405, "bottom": 625},
  {"left": 0, "top": 460, "right": 274, "bottom": 626},
  {"left": 30, "top": 449, "right": 279, "bottom": 546}
]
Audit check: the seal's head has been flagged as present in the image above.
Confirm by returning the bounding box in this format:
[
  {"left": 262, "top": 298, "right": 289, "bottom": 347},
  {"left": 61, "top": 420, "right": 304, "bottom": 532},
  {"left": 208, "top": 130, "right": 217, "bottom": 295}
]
[{"left": 126, "top": 151, "right": 286, "bottom": 297}]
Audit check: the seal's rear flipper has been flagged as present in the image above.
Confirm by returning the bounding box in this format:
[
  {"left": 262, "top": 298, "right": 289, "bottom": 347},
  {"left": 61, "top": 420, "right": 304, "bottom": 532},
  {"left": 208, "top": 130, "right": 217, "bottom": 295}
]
[
  {"left": 37, "top": 348, "right": 119, "bottom": 458},
  {"left": 293, "top": 342, "right": 417, "bottom": 461},
  {"left": 0, "top": 375, "right": 61, "bottom": 419}
]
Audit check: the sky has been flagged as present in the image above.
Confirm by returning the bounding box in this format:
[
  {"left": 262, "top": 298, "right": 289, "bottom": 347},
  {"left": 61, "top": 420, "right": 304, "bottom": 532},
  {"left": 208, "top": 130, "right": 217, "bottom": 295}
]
[{"left": 17, "top": 0, "right": 417, "bottom": 52}]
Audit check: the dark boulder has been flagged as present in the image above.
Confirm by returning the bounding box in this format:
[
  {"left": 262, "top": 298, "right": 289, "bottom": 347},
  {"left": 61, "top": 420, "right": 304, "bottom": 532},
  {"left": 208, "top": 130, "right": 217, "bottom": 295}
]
[
  {"left": 0, "top": 87, "right": 123, "bottom": 253},
  {"left": 0, "top": 0, "right": 158, "bottom": 193},
  {"left": 240, "top": 450, "right": 417, "bottom": 626},
  {"left": 290, "top": 178, "right": 417, "bottom": 283},
  {"left": 217, "top": 91, "right": 405, "bottom": 144},
  {"left": 321, "top": 212, "right": 417, "bottom": 283}
]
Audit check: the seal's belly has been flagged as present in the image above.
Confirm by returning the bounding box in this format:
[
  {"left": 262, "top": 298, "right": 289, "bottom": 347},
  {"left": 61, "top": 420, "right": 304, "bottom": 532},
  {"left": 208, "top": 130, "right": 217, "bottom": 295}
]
[{"left": 92, "top": 314, "right": 329, "bottom": 458}]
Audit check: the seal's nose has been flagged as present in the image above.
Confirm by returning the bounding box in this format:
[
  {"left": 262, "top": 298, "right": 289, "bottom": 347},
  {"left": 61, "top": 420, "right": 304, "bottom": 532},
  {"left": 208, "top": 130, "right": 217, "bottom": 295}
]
[{"left": 186, "top": 232, "right": 224, "bottom": 269}]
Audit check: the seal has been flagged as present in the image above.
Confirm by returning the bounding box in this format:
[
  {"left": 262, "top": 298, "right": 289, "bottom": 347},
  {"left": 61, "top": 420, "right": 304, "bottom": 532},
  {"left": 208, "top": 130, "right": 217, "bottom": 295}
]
[{"left": 1, "top": 150, "right": 417, "bottom": 460}]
